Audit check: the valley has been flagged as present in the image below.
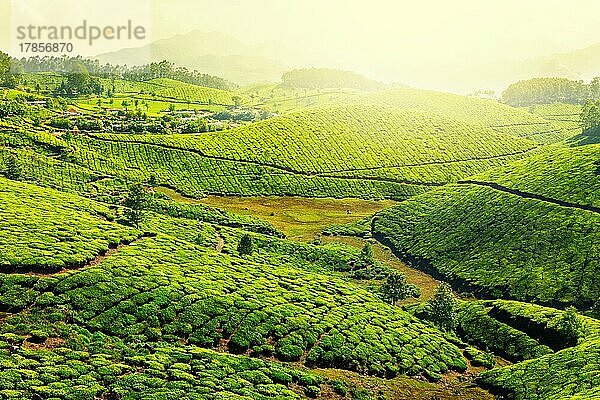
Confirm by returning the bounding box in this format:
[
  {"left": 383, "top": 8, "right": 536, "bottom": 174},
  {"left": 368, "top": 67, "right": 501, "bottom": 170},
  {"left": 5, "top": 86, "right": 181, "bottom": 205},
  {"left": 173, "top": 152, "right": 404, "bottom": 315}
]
[{"left": 0, "top": 51, "right": 598, "bottom": 400}]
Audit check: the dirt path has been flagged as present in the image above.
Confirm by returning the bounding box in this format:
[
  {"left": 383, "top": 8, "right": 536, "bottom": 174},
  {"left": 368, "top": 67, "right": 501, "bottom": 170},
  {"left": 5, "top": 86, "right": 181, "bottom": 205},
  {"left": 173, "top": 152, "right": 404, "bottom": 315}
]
[
  {"left": 215, "top": 228, "right": 225, "bottom": 253},
  {"left": 459, "top": 180, "right": 600, "bottom": 214}
]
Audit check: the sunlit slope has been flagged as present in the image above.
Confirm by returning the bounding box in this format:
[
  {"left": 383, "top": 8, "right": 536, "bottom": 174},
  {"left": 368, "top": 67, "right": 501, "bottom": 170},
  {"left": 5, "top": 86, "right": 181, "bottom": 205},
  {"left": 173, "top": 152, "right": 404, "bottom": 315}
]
[
  {"left": 238, "top": 82, "right": 362, "bottom": 113},
  {"left": 373, "top": 183, "right": 599, "bottom": 307},
  {"left": 354, "top": 88, "right": 575, "bottom": 143},
  {"left": 146, "top": 78, "right": 236, "bottom": 105},
  {"left": 0, "top": 177, "right": 138, "bottom": 272},
  {"left": 524, "top": 103, "right": 582, "bottom": 132},
  {"left": 472, "top": 144, "right": 600, "bottom": 208},
  {"left": 93, "top": 104, "right": 538, "bottom": 190}
]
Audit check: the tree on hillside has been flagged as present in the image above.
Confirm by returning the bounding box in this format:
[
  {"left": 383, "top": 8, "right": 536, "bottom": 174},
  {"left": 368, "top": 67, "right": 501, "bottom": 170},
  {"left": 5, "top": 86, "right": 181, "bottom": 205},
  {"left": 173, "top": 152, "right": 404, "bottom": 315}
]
[
  {"left": 356, "top": 242, "right": 375, "bottom": 268},
  {"left": 237, "top": 234, "right": 254, "bottom": 256},
  {"left": 428, "top": 283, "right": 458, "bottom": 331},
  {"left": 381, "top": 271, "right": 420, "bottom": 305},
  {"left": 4, "top": 153, "right": 22, "bottom": 180},
  {"left": 0, "top": 52, "right": 9, "bottom": 80},
  {"left": 123, "top": 183, "right": 148, "bottom": 228},
  {"left": 581, "top": 99, "right": 600, "bottom": 130}
]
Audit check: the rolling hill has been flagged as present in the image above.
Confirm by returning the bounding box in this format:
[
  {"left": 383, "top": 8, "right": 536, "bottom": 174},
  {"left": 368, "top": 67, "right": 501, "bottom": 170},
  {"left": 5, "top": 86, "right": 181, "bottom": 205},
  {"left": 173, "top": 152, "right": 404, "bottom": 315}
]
[
  {"left": 82, "top": 86, "right": 573, "bottom": 200},
  {"left": 371, "top": 144, "right": 600, "bottom": 307},
  {"left": 1, "top": 75, "right": 598, "bottom": 399}
]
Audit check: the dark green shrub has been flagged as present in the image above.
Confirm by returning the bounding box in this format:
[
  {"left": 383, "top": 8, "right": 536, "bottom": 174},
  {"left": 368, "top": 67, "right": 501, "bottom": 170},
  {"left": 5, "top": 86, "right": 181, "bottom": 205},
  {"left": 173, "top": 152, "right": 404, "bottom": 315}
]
[{"left": 237, "top": 234, "right": 254, "bottom": 256}]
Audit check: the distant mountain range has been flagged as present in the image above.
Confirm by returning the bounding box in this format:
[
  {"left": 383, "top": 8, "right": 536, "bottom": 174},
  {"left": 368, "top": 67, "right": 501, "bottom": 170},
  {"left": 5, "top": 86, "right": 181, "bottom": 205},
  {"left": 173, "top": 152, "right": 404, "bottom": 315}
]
[
  {"left": 93, "top": 31, "right": 290, "bottom": 85},
  {"left": 448, "top": 42, "right": 600, "bottom": 94},
  {"left": 94, "top": 30, "right": 600, "bottom": 91}
]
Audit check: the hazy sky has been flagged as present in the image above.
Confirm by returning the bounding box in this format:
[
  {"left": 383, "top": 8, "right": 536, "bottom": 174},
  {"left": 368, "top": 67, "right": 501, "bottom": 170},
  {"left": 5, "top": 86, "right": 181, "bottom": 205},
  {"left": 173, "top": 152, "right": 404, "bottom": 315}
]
[{"left": 2, "top": 0, "right": 600, "bottom": 90}]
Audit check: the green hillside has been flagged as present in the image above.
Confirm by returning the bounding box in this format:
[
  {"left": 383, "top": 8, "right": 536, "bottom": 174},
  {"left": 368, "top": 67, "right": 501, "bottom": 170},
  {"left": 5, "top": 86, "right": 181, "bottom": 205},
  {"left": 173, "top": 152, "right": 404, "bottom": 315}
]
[
  {"left": 478, "top": 301, "right": 600, "bottom": 400},
  {"left": 373, "top": 183, "right": 599, "bottom": 306},
  {"left": 1, "top": 67, "right": 598, "bottom": 400},
  {"left": 238, "top": 83, "right": 362, "bottom": 113},
  {"left": 355, "top": 88, "right": 578, "bottom": 143},
  {"left": 86, "top": 100, "right": 539, "bottom": 199},
  {"left": 0, "top": 177, "right": 475, "bottom": 398},
  {"left": 472, "top": 143, "right": 600, "bottom": 208},
  {"left": 102, "top": 105, "right": 535, "bottom": 174},
  {"left": 146, "top": 78, "right": 236, "bottom": 105},
  {"left": 0, "top": 177, "right": 138, "bottom": 272},
  {"left": 22, "top": 73, "right": 236, "bottom": 106}
]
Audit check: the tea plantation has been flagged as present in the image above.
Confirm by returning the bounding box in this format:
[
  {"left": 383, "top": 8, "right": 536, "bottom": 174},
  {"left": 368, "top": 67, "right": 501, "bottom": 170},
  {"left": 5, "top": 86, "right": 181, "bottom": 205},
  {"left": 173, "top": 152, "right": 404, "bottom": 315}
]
[
  {"left": 1, "top": 67, "right": 599, "bottom": 400},
  {"left": 478, "top": 301, "right": 600, "bottom": 400},
  {"left": 473, "top": 143, "right": 600, "bottom": 208},
  {"left": 373, "top": 183, "right": 599, "bottom": 306},
  {"left": 0, "top": 177, "right": 472, "bottom": 398},
  {"left": 0, "top": 177, "right": 138, "bottom": 272}
]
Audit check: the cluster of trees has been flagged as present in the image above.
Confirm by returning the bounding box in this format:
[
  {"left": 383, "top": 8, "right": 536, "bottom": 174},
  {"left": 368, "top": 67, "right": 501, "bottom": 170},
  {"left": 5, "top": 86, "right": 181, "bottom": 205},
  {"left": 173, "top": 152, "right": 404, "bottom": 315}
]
[
  {"left": 53, "top": 63, "right": 103, "bottom": 96},
  {"left": 19, "top": 56, "right": 236, "bottom": 91},
  {"left": 212, "top": 108, "right": 271, "bottom": 122},
  {"left": 580, "top": 99, "right": 600, "bottom": 130},
  {"left": 281, "top": 68, "right": 384, "bottom": 91},
  {"left": 502, "top": 77, "right": 600, "bottom": 106},
  {"left": 0, "top": 51, "right": 24, "bottom": 88}
]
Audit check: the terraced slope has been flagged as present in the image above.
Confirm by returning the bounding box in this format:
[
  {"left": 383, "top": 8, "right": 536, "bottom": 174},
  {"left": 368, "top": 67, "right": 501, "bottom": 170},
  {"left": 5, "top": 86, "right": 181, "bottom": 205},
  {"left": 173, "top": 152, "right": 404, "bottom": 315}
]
[
  {"left": 478, "top": 301, "right": 600, "bottom": 400},
  {"left": 101, "top": 105, "right": 535, "bottom": 174},
  {"left": 73, "top": 136, "right": 428, "bottom": 199},
  {"left": 473, "top": 143, "right": 600, "bottom": 208},
  {"left": 22, "top": 73, "right": 236, "bottom": 105},
  {"left": 373, "top": 184, "right": 599, "bottom": 306},
  {"left": 238, "top": 83, "right": 362, "bottom": 113},
  {"left": 87, "top": 102, "right": 538, "bottom": 199},
  {"left": 0, "top": 177, "right": 138, "bottom": 272},
  {"left": 146, "top": 78, "right": 236, "bottom": 105},
  {"left": 524, "top": 103, "right": 582, "bottom": 133},
  {"left": 0, "top": 178, "right": 473, "bottom": 398}
]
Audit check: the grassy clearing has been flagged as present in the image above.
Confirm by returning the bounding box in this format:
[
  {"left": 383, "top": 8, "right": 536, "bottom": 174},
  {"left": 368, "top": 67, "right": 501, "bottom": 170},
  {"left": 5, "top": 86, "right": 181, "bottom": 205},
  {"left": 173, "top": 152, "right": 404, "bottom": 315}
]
[
  {"left": 156, "top": 188, "right": 395, "bottom": 241},
  {"left": 156, "top": 189, "right": 442, "bottom": 303},
  {"left": 315, "top": 367, "right": 494, "bottom": 400},
  {"left": 156, "top": 188, "right": 442, "bottom": 302}
]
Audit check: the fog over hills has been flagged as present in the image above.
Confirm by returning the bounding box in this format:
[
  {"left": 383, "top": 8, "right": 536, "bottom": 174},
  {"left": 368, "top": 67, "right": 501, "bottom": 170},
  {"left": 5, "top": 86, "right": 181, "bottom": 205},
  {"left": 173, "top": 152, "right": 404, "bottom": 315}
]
[
  {"left": 94, "top": 30, "right": 290, "bottom": 84},
  {"left": 94, "top": 29, "right": 600, "bottom": 93}
]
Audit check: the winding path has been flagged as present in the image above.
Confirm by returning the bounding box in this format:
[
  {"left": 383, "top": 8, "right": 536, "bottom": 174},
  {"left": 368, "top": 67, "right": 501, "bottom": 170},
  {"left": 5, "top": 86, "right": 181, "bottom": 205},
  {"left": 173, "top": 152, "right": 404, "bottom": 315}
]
[{"left": 458, "top": 180, "right": 600, "bottom": 214}]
